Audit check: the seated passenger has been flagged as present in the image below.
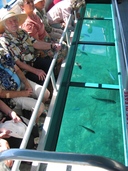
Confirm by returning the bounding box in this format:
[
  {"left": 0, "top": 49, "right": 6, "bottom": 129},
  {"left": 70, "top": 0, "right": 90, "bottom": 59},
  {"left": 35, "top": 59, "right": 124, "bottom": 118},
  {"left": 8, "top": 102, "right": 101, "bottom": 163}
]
[
  {"left": 18, "top": 0, "right": 68, "bottom": 61},
  {"left": 0, "top": 50, "right": 50, "bottom": 123},
  {"left": 46, "top": 0, "right": 86, "bottom": 30},
  {"left": 34, "top": 0, "right": 63, "bottom": 40},
  {"left": 0, "top": 11, "right": 61, "bottom": 86},
  {"left": 0, "top": 100, "right": 39, "bottom": 150}
]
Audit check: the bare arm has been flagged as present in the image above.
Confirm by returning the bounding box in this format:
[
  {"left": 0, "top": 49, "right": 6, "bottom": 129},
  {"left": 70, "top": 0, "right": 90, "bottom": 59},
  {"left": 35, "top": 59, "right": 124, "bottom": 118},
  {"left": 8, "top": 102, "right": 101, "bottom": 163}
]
[
  {"left": 14, "top": 65, "right": 32, "bottom": 90},
  {"left": 0, "top": 88, "right": 27, "bottom": 98},
  {"left": 0, "top": 65, "right": 33, "bottom": 98},
  {"left": 31, "top": 30, "right": 50, "bottom": 41},
  {"left": 0, "top": 100, "right": 14, "bottom": 115},
  {"left": 0, "top": 100, "right": 21, "bottom": 122},
  {"left": 33, "top": 41, "right": 61, "bottom": 51},
  {"left": 16, "top": 59, "right": 46, "bottom": 81},
  {"left": 33, "top": 41, "right": 51, "bottom": 50},
  {"left": 16, "top": 59, "right": 38, "bottom": 74}
]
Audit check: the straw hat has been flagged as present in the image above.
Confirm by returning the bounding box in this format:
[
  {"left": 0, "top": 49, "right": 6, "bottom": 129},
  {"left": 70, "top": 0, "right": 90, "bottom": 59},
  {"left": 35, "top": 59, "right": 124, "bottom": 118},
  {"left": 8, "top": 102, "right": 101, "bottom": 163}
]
[
  {"left": 34, "top": 0, "right": 44, "bottom": 4},
  {"left": 0, "top": 11, "right": 27, "bottom": 34}
]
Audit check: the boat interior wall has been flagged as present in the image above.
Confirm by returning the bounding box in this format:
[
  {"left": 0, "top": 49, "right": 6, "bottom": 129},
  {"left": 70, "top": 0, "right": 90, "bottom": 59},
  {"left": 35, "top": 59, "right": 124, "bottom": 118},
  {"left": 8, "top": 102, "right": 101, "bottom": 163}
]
[{"left": 112, "top": 0, "right": 128, "bottom": 90}]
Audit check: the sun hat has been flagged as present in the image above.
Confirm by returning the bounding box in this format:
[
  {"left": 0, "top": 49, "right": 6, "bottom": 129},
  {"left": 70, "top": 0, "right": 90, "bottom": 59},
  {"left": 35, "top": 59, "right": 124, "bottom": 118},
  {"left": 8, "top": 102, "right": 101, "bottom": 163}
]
[
  {"left": 34, "top": 0, "right": 44, "bottom": 4},
  {"left": 0, "top": 11, "right": 27, "bottom": 34}
]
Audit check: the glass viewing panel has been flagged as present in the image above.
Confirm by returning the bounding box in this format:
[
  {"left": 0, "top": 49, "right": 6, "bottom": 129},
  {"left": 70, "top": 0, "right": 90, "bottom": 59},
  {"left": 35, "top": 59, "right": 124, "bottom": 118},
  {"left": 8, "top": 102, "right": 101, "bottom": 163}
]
[
  {"left": 80, "top": 19, "right": 114, "bottom": 43},
  {"left": 71, "top": 45, "right": 118, "bottom": 85},
  {"left": 85, "top": 4, "right": 112, "bottom": 18},
  {"left": 56, "top": 87, "right": 124, "bottom": 164}
]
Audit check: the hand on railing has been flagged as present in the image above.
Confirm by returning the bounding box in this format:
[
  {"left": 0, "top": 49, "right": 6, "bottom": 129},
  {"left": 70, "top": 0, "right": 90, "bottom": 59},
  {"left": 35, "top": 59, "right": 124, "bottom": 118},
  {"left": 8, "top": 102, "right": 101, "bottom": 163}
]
[{"left": 51, "top": 43, "right": 61, "bottom": 52}]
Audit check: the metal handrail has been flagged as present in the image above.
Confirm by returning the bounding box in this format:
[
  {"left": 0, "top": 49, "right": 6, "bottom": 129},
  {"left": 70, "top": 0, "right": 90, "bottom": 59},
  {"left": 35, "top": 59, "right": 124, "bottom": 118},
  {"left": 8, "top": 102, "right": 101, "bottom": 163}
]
[{"left": 0, "top": 149, "right": 128, "bottom": 171}]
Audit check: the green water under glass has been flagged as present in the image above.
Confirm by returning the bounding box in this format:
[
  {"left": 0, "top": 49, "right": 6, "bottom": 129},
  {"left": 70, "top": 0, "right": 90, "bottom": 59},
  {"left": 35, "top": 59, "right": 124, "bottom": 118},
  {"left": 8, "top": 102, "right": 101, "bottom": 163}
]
[{"left": 56, "top": 3, "right": 125, "bottom": 164}]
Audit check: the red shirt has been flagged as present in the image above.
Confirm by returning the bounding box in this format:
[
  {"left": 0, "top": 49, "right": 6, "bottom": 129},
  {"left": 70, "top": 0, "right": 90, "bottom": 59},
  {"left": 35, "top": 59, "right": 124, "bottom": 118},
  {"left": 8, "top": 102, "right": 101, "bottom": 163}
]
[{"left": 21, "top": 13, "right": 47, "bottom": 41}]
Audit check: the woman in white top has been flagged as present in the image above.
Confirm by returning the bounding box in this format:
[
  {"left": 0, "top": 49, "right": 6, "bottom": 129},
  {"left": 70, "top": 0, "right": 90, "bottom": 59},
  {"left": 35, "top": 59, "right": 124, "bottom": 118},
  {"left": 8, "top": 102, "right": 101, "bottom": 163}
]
[{"left": 47, "top": 0, "right": 86, "bottom": 29}]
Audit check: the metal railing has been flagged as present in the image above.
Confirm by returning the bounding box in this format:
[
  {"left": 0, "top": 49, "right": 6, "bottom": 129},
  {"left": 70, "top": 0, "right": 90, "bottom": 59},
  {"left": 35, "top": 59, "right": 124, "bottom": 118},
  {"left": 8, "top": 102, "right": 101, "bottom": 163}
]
[{"left": 0, "top": 149, "right": 128, "bottom": 171}]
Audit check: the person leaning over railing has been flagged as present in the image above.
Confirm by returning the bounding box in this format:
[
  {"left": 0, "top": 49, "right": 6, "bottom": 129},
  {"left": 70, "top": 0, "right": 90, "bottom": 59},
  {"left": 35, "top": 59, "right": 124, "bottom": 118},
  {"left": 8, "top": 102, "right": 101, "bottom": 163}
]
[
  {"left": 34, "top": 0, "right": 63, "bottom": 40},
  {"left": 0, "top": 11, "right": 61, "bottom": 88},
  {"left": 46, "top": 0, "right": 86, "bottom": 30}
]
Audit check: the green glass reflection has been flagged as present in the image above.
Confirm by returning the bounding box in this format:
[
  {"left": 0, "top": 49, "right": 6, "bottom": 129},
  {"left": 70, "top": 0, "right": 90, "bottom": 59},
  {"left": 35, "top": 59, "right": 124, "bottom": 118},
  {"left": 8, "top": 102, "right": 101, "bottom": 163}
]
[
  {"left": 55, "top": 2, "right": 124, "bottom": 165},
  {"left": 71, "top": 45, "right": 118, "bottom": 85},
  {"left": 85, "top": 4, "right": 112, "bottom": 18},
  {"left": 56, "top": 87, "right": 124, "bottom": 164},
  {"left": 80, "top": 19, "right": 114, "bottom": 42}
]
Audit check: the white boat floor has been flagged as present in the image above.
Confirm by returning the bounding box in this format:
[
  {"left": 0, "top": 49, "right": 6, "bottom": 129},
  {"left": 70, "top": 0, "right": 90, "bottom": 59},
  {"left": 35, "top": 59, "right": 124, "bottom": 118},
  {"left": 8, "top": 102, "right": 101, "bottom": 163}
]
[
  {"left": 20, "top": 163, "right": 112, "bottom": 171},
  {"left": 20, "top": 162, "right": 31, "bottom": 171}
]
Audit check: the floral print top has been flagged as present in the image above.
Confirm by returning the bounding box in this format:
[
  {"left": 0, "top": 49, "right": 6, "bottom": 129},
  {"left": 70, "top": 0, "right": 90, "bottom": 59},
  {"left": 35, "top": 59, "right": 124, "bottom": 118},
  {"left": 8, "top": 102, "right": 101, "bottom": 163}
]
[
  {"left": 0, "top": 48, "right": 20, "bottom": 90},
  {"left": 0, "top": 29, "right": 36, "bottom": 63}
]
